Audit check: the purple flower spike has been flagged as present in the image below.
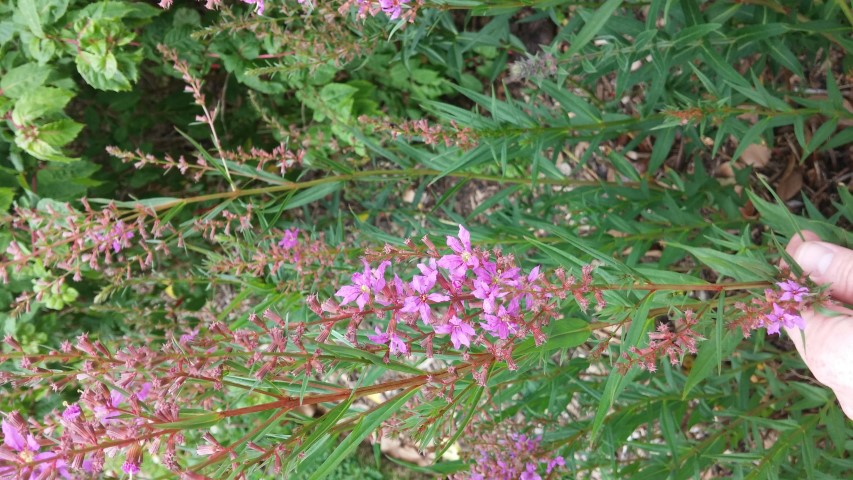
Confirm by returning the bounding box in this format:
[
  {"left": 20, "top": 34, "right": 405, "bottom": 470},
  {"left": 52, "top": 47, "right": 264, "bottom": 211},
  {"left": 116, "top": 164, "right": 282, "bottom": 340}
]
[{"left": 433, "top": 315, "right": 476, "bottom": 349}]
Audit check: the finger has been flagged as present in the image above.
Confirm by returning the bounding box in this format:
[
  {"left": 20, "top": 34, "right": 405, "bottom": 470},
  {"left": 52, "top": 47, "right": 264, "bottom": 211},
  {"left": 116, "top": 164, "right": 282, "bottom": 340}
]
[
  {"left": 784, "top": 307, "right": 853, "bottom": 390},
  {"left": 783, "top": 230, "right": 821, "bottom": 270},
  {"left": 789, "top": 241, "right": 853, "bottom": 304}
]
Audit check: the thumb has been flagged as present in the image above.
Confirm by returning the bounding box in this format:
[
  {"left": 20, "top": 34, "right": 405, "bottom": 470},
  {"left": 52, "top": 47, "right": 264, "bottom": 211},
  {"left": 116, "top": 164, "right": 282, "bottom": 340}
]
[{"left": 790, "top": 241, "right": 853, "bottom": 304}]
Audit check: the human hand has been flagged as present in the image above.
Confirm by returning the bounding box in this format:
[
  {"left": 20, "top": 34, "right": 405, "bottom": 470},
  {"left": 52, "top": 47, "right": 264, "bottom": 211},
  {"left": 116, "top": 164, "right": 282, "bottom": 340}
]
[{"left": 784, "top": 231, "right": 853, "bottom": 419}]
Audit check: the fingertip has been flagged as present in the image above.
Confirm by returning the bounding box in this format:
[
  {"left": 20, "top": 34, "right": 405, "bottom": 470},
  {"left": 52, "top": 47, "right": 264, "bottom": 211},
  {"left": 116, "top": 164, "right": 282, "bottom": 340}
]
[{"left": 785, "top": 230, "right": 821, "bottom": 257}]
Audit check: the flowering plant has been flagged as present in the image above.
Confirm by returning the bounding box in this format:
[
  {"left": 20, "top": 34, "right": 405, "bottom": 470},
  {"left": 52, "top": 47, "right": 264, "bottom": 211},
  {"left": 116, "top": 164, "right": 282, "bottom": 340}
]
[{"left": 1, "top": 0, "right": 851, "bottom": 478}]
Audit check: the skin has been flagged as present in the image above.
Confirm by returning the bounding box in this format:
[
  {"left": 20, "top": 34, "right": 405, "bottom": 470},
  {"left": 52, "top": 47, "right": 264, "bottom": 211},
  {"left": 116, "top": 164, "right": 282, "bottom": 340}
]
[{"left": 784, "top": 231, "right": 853, "bottom": 419}]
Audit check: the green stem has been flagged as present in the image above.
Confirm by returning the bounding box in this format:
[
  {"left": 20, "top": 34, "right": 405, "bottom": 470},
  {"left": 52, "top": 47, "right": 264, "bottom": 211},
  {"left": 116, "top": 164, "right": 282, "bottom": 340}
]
[{"left": 121, "top": 169, "right": 649, "bottom": 214}]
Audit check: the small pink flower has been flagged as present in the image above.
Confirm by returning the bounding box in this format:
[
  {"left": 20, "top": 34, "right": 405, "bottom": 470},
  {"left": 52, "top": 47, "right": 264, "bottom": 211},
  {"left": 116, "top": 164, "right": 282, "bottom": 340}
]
[
  {"left": 368, "top": 326, "right": 407, "bottom": 354},
  {"left": 547, "top": 456, "right": 565, "bottom": 473},
  {"left": 336, "top": 260, "right": 387, "bottom": 311},
  {"left": 472, "top": 278, "right": 506, "bottom": 314},
  {"left": 62, "top": 404, "right": 82, "bottom": 420},
  {"left": 520, "top": 463, "right": 541, "bottom": 480},
  {"left": 764, "top": 303, "right": 805, "bottom": 334},
  {"left": 2, "top": 418, "right": 40, "bottom": 455},
  {"left": 367, "top": 326, "right": 389, "bottom": 345},
  {"left": 400, "top": 274, "right": 450, "bottom": 325},
  {"left": 777, "top": 280, "right": 809, "bottom": 303},
  {"left": 437, "top": 225, "right": 478, "bottom": 278},
  {"left": 94, "top": 390, "right": 124, "bottom": 420},
  {"left": 378, "top": 0, "right": 409, "bottom": 19},
  {"left": 277, "top": 228, "right": 299, "bottom": 249},
  {"left": 433, "top": 315, "right": 475, "bottom": 349},
  {"left": 481, "top": 303, "right": 519, "bottom": 340},
  {"left": 388, "top": 333, "right": 408, "bottom": 355}
]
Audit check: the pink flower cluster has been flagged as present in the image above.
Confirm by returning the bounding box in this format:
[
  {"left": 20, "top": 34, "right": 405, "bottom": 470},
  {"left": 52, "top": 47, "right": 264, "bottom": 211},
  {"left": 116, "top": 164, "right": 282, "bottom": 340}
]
[
  {"left": 732, "top": 279, "right": 811, "bottom": 337},
  {"left": 320, "top": 225, "right": 605, "bottom": 367},
  {"left": 0, "top": 358, "right": 159, "bottom": 478},
  {"left": 0, "top": 415, "right": 69, "bottom": 479},
  {"left": 454, "top": 431, "right": 565, "bottom": 480},
  {"left": 338, "top": 0, "right": 421, "bottom": 22}
]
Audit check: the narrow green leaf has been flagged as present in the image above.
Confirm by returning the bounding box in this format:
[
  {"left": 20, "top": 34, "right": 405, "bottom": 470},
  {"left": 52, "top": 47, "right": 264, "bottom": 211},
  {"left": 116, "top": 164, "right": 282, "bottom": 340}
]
[
  {"left": 435, "top": 376, "right": 488, "bottom": 460},
  {"left": 308, "top": 387, "right": 419, "bottom": 480},
  {"left": 803, "top": 118, "right": 838, "bottom": 157},
  {"left": 152, "top": 412, "right": 222, "bottom": 429},
  {"left": 648, "top": 127, "right": 676, "bottom": 173},
  {"left": 431, "top": 178, "right": 469, "bottom": 214},
  {"left": 666, "top": 242, "right": 774, "bottom": 280},
  {"left": 285, "top": 395, "right": 355, "bottom": 469},
  {"left": 716, "top": 291, "right": 724, "bottom": 375},
  {"left": 175, "top": 128, "right": 233, "bottom": 188},
  {"left": 673, "top": 23, "right": 722, "bottom": 44},
  {"left": 682, "top": 329, "right": 742, "bottom": 398},
  {"left": 566, "top": 0, "right": 625, "bottom": 57},
  {"left": 282, "top": 182, "right": 342, "bottom": 211}
]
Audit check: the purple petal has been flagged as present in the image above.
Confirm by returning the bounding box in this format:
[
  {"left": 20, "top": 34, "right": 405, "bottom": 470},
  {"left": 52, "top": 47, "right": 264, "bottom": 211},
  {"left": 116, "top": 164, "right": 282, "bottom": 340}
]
[
  {"left": 426, "top": 293, "right": 449, "bottom": 303},
  {"left": 446, "top": 236, "right": 464, "bottom": 254},
  {"left": 437, "top": 255, "right": 462, "bottom": 271},
  {"left": 433, "top": 324, "right": 452, "bottom": 335},
  {"left": 355, "top": 292, "right": 369, "bottom": 311},
  {"left": 2, "top": 419, "right": 26, "bottom": 452},
  {"left": 400, "top": 296, "right": 422, "bottom": 314},
  {"left": 418, "top": 304, "right": 432, "bottom": 325},
  {"left": 368, "top": 326, "right": 389, "bottom": 344},
  {"left": 457, "top": 225, "right": 471, "bottom": 249}
]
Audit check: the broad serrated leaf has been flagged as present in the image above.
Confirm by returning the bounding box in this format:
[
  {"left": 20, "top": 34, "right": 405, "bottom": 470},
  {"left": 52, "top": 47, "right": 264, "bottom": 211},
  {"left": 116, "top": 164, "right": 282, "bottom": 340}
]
[{"left": 0, "top": 63, "right": 52, "bottom": 98}]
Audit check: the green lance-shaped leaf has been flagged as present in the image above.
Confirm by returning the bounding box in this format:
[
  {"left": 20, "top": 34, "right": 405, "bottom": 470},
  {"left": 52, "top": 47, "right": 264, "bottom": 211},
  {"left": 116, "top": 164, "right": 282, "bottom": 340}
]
[
  {"left": 307, "top": 386, "right": 419, "bottom": 480},
  {"left": 152, "top": 411, "right": 224, "bottom": 429},
  {"left": 565, "top": 0, "right": 625, "bottom": 57}
]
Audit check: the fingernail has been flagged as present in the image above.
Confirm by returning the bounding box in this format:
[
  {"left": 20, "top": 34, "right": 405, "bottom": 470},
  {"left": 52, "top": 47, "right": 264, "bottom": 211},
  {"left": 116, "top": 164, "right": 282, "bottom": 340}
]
[{"left": 794, "top": 242, "right": 834, "bottom": 276}]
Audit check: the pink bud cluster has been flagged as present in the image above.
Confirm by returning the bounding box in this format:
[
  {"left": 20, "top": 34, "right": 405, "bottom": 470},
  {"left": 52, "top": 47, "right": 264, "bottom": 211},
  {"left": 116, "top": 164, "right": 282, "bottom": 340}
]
[
  {"left": 359, "top": 115, "right": 478, "bottom": 151},
  {"left": 2, "top": 201, "right": 171, "bottom": 301},
  {"left": 620, "top": 310, "right": 703, "bottom": 373},
  {"left": 731, "top": 279, "right": 813, "bottom": 337},
  {"left": 108, "top": 144, "right": 305, "bottom": 182},
  {"left": 208, "top": 226, "right": 339, "bottom": 288},
  {"left": 311, "top": 225, "right": 605, "bottom": 368}
]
